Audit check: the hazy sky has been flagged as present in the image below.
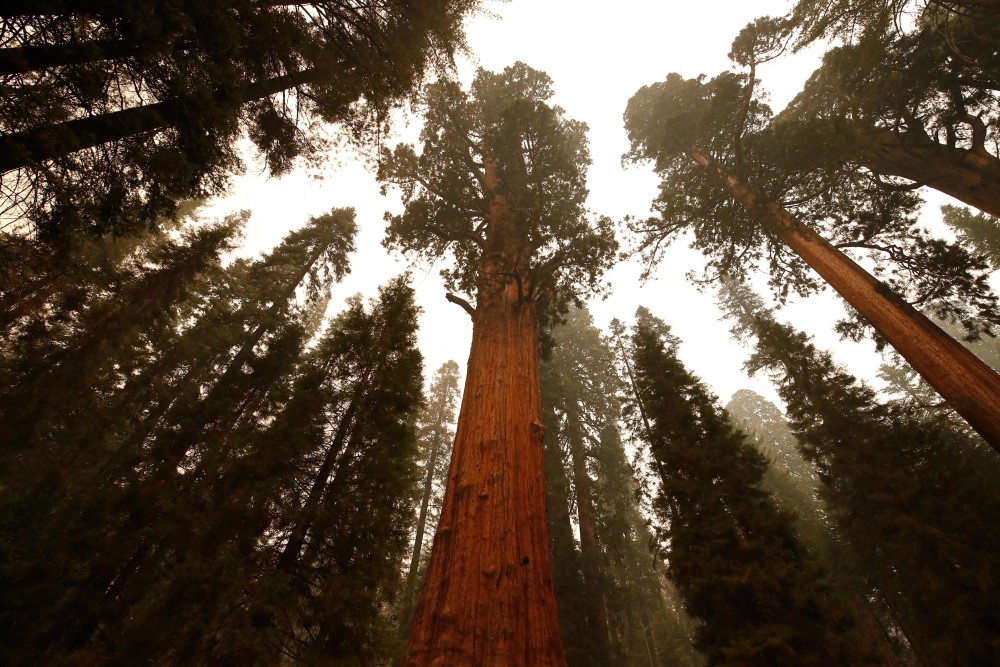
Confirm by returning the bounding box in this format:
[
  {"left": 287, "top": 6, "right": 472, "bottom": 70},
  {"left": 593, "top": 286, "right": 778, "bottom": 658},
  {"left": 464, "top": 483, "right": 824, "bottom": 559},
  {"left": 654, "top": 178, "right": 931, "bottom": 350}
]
[{"left": 204, "top": 0, "right": 943, "bottom": 406}]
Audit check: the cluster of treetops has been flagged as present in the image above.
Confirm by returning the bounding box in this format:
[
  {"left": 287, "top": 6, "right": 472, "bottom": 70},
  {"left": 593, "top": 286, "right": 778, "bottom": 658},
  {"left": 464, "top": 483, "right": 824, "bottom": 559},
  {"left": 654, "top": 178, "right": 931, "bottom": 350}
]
[{"left": 1, "top": 0, "right": 999, "bottom": 665}]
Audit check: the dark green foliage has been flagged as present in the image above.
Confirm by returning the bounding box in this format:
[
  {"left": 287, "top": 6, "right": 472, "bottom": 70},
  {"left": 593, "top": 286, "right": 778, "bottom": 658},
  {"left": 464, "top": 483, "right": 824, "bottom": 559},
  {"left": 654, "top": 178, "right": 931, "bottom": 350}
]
[
  {"left": 720, "top": 280, "right": 1000, "bottom": 665},
  {"left": 0, "top": 0, "right": 480, "bottom": 241},
  {"left": 623, "top": 307, "right": 882, "bottom": 666},
  {"left": 542, "top": 307, "right": 703, "bottom": 667},
  {"left": 378, "top": 62, "right": 617, "bottom": 314},
  {"left": 726, "top": 389, "right": 913, "bottom": 663},
  {"left": 0, "top": 206, "right": 426, "bottom": 665}
]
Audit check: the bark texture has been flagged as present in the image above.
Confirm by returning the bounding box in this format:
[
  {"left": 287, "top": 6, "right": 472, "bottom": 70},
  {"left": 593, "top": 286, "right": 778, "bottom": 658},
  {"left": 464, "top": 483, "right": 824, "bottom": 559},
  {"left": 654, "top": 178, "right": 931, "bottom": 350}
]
[
  {"left": 690, "top": 150, "right": 1000, "bottom": 450},
  {"left": 859, "top": 128, "right": 1000, "bottom": 218},
  {"left": 402, "top": 275, "right": 565, "bottom": 666},
  {"left": 403, "top": 169, "right": 566, "bottom": 664}
]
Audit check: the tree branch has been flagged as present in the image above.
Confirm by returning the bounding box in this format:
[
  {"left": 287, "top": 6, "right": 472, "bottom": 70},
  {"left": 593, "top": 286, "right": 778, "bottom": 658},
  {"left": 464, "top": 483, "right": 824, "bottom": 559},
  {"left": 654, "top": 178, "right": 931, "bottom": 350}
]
[{"left": 445, "top": 292, "right": 475, "bottom": 318}]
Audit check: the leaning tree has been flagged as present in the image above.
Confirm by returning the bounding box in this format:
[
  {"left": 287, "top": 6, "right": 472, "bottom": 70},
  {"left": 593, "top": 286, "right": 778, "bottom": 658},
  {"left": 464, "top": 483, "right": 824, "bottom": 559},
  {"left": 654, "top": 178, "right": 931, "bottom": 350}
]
[
  {"left": 378, "top": 62, "right": 617, "bottom": 666},
  {"left": 623, "top": 25, "right": 1000, "bottom": 448}
]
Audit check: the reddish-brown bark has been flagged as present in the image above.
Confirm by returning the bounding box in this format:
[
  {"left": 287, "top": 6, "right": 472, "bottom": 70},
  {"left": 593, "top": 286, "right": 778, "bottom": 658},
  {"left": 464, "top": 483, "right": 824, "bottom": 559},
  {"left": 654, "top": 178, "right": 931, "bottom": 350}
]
[
  {"left": 689, "top": 150, "right": 1000, "bottom": 451},
  {"left": 403, "top": 165, "right": 566, "bottom": 666}
]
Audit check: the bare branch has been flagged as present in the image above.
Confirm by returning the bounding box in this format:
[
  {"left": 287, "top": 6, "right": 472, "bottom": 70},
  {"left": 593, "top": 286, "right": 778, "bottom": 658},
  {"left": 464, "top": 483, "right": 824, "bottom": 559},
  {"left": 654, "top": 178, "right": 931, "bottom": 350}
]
[{"left": 445, "top": 292, "right": 475, "bottom": 318}]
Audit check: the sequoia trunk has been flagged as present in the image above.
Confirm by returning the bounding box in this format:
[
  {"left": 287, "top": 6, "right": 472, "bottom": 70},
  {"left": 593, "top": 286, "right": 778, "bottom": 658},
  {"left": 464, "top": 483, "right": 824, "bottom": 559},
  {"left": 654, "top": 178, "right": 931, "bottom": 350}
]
[
  {"left": 859, "top": 129, "right": 1000, "bottom": 218},
  {"left": 402, "top": 264, "right": 566, "bottom": 665},
  {"left": 690, "top": 150, "right": 1000, "bottom": 450}
]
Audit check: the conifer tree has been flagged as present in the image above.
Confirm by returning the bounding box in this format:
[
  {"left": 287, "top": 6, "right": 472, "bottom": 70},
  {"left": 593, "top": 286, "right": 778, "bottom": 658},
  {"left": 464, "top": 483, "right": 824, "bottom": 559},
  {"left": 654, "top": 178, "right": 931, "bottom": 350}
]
[
  {"left": 0, "top": 0, "right": 480, "bottom": 240},
  {"left": 0, "top": 215, "right": 244, "bottom": 662},
  {"left": 942, "top": 206, "right": 1000, "bottom": 270},
  {"left": 719, "top": 280, "right": 1000, "bottom": 665},
  {"left": 378, "top": 63, "right": 617, "bottom": 665},
  {"left": 726, "top": 389, "right": 912, "bottom": 663},
  {"left": 623, "top": 307, "right": 884, "bottom": 666},
  {"left": 0, "top": 209, "right": 358, "bottom": 663},
  {"left": 623, "top": 38, "right": 1000, "bottom": 447},
  {"left": 401, "top": 360, "right": 462, "bottom": 620},
  {"left": 179, "top": 277, "right": 425, "bottom": 666},
  {"left": 542, "top": 307, "right": 702, "bottom": 667}
]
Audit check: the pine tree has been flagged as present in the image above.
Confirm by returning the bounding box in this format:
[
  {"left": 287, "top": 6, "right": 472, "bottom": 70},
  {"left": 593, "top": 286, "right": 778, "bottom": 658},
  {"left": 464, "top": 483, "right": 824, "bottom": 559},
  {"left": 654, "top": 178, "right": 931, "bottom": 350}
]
[
  {"left": 0, "top": 215, "right": 244, "bottom": 662},
  {"left": 378, "top": 63, "right": 617, "bottom": 665},
  {"left": 726, "top": 389, "right": 912, "bottom": 664},
  {"left": 624, "top": 307, "right": 884, "bottom": 666},
  {"left": 542, "top": 307, "right": 702, "bottom": 667},
  {"left": 0, "top": 0, "right": 480, "bottom": 240},
  {"left": 401, "top": 360, "right": 462, "bottom": 625},
  {"left": 0, "top": 209, "right": 358, "bottom": 663},
  {"left": 719, "top": 279, "right": 1000, "bottom": 665}
]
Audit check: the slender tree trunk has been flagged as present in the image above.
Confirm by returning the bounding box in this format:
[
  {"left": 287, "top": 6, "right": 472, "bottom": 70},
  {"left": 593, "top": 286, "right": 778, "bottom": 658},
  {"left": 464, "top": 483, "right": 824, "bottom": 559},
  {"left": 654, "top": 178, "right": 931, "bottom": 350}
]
[
  {"left": 276, "top": 393, "right": 360, "bottom": 571},
  {"left": 564, "top": 401, "right": 612, "bottom": 662},
  {"left": 0, "top": 39, "right": 141, "bottom": 75},
  {"left": 0, "top": 67, "right": 321, "bottom": 173},
  {"left": 403, "top": 265, "right": 566, "bottom": 665},
  {"left": 689, "top": 149, "right": 1000, "bottom": 450},
  {"left": 858, "top": 128, "right": 1000, "bottom": 218},
  {"left": 0, "top": 1, "right": 117, "bottom": 17},
  {"left": 638, "top": 609, "right": 659, "bottom": 667},
  {"left": 404, "top": 426, "right": 442, "bottom": 601}
]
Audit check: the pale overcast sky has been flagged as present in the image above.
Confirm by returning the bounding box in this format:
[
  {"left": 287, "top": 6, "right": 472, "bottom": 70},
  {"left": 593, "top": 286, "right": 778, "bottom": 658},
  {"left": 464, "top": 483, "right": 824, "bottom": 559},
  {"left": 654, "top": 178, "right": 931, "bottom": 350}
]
[{"left": 203, "top": 0, "right": 954, "bottom": 407}]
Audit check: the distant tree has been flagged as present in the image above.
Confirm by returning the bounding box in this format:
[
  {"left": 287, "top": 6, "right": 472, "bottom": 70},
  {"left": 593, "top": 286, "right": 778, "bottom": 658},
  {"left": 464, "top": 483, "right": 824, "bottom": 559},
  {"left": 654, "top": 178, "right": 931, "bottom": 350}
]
[
  {"left": 400, "top": 360, "right": 462, "bottom": 624},
  {"left": 623, "top": 45, "right": 1000, "bottom": 448},
  {"left": 942, "top": 206, "right": 1000, "bottom": 270},
  {"left": 0, "top": 0, "right": 480, "bottom": 241},
  {"left": 726, "top": 389, "right": 913, "bottom": 664},
  {"left": 378, "top": 63, "right": 617, "bottom": 665},
  {"left": 719, "top": 279, "right": 1000, "bottom": 666},
  {"left": 623, "top": 307, "right": 884, "bottom": 666},
  {"left": 542, "top": 307, "right": 702, "bottom": 667}
]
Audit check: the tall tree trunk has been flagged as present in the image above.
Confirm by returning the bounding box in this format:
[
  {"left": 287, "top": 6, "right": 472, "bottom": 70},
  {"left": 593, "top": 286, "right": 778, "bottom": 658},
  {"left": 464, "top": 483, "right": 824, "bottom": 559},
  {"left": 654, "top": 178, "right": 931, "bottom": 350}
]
[
  {"left": 403, "top": 264, "right": 566, "bottom": 665},
  {"left": 858, "top": 127, "right": 1000, "bottom": 218},
  {"left": 690, "top": 149, "right": 1000, "bottom": 450},
  {"left": 0, "top": 39, "right": 141, "bottom": 75},
  {"left": 564, "top": 401, "right": 612, "bottom": 663},
  {"left": 0, "top": 67, "right": 321, "bottom": 173},
  {"left": 404, "top": 425, "right": 443, "bottom": 603},
  {"left": 276, "top": 392, "right": 361, "bottom": 572}
]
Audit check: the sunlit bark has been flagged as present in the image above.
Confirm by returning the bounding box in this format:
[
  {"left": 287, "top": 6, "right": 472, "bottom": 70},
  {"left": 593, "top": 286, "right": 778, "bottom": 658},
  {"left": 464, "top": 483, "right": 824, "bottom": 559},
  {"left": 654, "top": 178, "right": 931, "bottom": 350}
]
[
  {"left": 403, "top": 165, "right": 566, "bottom": 666},
  {"left": 689, "top": 149, "right": 1000, "bottom": 450}
]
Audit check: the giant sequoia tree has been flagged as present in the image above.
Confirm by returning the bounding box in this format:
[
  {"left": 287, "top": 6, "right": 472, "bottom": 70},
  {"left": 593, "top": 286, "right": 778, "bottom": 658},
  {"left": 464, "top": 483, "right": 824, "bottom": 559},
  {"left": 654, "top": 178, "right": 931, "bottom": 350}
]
[
  {"left": 719, "top": 280, "right": 1000, "bottom": 665},
  {"left": 0, "top": 0, "right": 479, "bottom": 240},
  {"left": 623, "top": 45, "right": 1000, "bottom": 448},
  {"left": 772, "top": 21, "right": 1000, "bottom": 218},
  {"left": 378, "top": 63, "right": 617, "bottom": 666}
]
